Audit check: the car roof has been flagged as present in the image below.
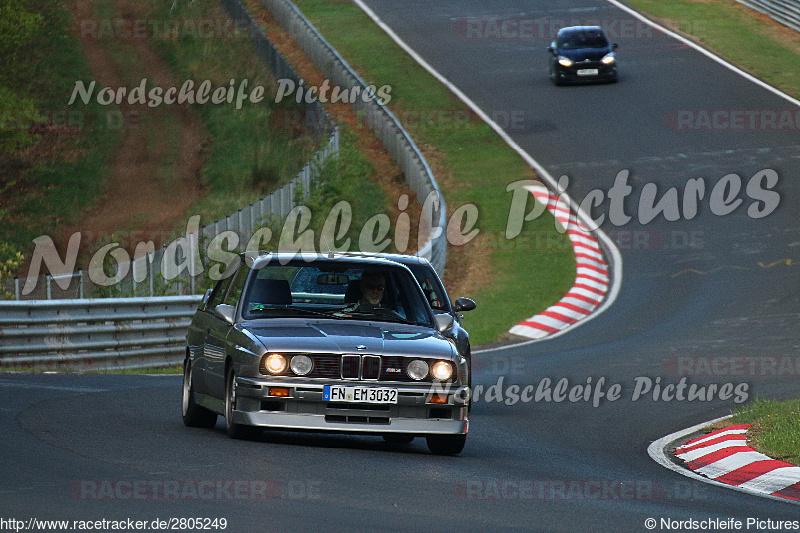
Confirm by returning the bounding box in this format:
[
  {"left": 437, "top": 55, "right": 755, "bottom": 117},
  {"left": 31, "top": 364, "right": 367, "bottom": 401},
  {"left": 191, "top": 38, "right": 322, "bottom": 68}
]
[
  {"left": 327, "top": 251, "right": 434, "bottom": 268},
  {"left": 557, "top": 25, "right": 605, "bottom": 36},
  {"left": 243, "top": 251, "right": 413, "bottom": 271}
]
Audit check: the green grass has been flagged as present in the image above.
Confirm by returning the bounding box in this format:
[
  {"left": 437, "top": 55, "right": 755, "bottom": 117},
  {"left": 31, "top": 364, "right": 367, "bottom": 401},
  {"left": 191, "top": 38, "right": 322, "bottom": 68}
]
[
  {"left": 0, "top": 0, "right": 120, "bottom": 254},
  {"left": 292, "top": 0, "right": 575, "bottom": 345},
  {"left": 626, "top": 0, "right": 800, "bottom": 98},
  {"left": 726, "top": 398, "right": 800, "bottom": 466}
]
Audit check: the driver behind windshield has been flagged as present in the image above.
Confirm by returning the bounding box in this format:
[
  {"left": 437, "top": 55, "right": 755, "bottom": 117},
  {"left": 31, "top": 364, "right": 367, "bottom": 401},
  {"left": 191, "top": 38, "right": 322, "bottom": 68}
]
[{"left": 345, "top": 271, "right": 387, "bottom": 312}]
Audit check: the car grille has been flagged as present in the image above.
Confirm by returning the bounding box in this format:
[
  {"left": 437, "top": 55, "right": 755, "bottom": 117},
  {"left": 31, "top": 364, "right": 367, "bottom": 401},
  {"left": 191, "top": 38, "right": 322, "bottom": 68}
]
[
  {"left": 362, "top": 355, "right": 381, "bottom": 379},
  {"left": 341, "top": 355, "right": 360, "bottom": 379},
  {"left": 279, "top": 354, "right": 449, "bottom": 383}
]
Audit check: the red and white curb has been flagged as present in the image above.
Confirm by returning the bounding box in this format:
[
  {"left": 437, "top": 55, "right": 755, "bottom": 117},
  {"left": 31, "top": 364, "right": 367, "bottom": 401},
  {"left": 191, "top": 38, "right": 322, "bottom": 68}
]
[
  {"left": 509, "top": 186, "right": 609, "bottom": 339},
  {"left": 674, "top": 424, "right": 800, "bottom": 502}
]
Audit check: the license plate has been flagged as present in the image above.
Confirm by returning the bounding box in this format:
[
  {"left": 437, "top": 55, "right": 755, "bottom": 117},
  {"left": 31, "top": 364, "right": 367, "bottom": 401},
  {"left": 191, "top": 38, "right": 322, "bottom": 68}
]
[
  {"left": 323, "top": 385, "right": 398, "bottom": 404},
  {"left": 577, "top": 69, "right": 599, "bottom": 76}
]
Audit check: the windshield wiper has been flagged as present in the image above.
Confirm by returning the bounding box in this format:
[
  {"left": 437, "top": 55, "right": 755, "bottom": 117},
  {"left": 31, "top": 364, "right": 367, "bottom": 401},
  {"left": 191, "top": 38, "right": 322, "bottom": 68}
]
[
  {"left": 343, "top": 310, "right": 417, "bottom": 325},
  {"left": 249, "top": 306, "right": 338, "bottom": 319}
]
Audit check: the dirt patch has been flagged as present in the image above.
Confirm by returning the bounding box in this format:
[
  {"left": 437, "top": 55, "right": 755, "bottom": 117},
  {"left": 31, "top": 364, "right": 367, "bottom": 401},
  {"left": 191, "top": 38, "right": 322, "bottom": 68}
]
[{"left": 67, "top": 0, "right": 207, "bottom": 253}]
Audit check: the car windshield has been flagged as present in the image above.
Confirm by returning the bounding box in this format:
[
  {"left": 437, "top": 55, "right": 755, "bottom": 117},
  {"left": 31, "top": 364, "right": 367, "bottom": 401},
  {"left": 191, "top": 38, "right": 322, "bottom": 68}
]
[
  {"left": 558, "top": 30, "right": 608, "bottom": 49},
  {"left": 240, "top": 259, "right": 434, "bottom": 327}
]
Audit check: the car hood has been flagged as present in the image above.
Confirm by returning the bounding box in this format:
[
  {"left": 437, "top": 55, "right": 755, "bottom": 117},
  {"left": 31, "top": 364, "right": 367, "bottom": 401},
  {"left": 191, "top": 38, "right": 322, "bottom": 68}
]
[
  {"left": 243, "top": 319, "right": 456, "bottom": 359},
  {"left": 559, "top": 47, "right": 610, "bottom": 61}
]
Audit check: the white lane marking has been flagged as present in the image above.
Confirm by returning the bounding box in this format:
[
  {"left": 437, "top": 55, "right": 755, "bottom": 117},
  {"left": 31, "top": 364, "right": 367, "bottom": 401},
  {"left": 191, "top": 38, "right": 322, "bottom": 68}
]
[{"left": 351, "top": 0, "right": 623, "bottom": 351}]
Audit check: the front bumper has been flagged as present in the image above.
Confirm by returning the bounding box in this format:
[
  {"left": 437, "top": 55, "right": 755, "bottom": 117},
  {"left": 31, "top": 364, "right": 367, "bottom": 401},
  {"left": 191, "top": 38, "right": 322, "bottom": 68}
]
[
  {"left": 554, "top": 63, "right": 617, "bottom": 82},
  {"left": 231, "top": 377, "right": 468, "bottom": 435}
]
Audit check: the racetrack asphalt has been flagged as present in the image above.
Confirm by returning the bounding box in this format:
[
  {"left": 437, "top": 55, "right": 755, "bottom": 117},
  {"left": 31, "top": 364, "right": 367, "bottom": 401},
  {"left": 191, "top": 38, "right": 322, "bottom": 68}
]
[{"left": 2, "top": 0, "right": 800, "bottom": 531}]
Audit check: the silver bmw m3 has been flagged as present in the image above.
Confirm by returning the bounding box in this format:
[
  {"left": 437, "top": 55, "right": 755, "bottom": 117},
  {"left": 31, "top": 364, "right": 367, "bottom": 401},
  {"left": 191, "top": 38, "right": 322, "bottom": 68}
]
[{"left": 183, "top": 252, "right": 469, "bottom": 455}]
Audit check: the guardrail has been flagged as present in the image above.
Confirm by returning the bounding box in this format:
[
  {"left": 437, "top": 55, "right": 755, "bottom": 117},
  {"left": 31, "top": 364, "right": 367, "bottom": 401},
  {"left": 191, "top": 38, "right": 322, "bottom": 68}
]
[
  {"left": 0, "top": 296, "right": 201, "bottom": 371},
  {"left": 737, "top": 0, "right": 800, "bottom": 32},
  {"left": 263, "top": 0, "right": 448, "bottom": 275}
]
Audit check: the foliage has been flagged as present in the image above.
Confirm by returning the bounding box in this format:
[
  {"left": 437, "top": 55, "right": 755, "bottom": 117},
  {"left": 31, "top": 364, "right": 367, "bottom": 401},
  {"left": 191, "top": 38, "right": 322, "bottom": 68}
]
[{"left": 0, "top": 0, "right": 42, "bottom": 157}]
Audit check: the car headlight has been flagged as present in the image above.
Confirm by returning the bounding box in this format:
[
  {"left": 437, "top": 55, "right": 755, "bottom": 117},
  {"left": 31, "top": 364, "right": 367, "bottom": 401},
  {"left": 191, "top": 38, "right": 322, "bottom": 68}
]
[
  {"left": 431, "top": 360, "right": 453, "bottom": 381},
  {"left": 407, "top": 359, "right": 429, "bottom": 381},
  {"left": 558, "top": 56, "right": 573, "bottom": 67},
  {"left": 290, "top": 355, "right": 313, "bottom": 376},
  {"left": 601, "top": 53, "right": 615, "bottom": 65},
  {"left": 262, "top": 353, "right": 287, "bottom": 375}
]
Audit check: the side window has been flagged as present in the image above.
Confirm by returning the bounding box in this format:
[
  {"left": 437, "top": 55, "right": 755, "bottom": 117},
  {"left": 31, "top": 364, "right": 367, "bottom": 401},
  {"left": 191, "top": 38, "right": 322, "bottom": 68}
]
[
  {"left": 410, "top": 266, "right": 447, "bottom": 311},
  {"left": 206, "top": 273, "right": 234, "bottom": 310},
  {"left": 223, "top": 266, "right": 249, "bottom": 308}
]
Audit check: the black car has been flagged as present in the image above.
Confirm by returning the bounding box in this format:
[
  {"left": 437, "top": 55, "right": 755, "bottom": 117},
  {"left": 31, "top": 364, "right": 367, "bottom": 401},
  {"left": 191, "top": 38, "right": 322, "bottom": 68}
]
[{"left": 547, "top": 26, "right": 618, "bottom": 85}]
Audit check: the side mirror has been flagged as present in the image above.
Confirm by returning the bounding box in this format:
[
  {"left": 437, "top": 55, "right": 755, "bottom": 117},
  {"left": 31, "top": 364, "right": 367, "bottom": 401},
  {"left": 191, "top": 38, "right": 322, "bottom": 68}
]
[
  {"left": 547, "top": 45, "right": 554, "bottom": 53},
  {"left": 454, "top": 297, "right": 476, "bottom": 312},
  {"left": 201, "top": 288, "right": 213, "bottom": 307},
  {"left": 214, "top": 303, "right": 236, "bottom": 325},
  {"left": 612, "top": 43, "right": 618, "bottom": 50},
  {"left": 434, "top": 313, "right": 455, "bottom": 333}
]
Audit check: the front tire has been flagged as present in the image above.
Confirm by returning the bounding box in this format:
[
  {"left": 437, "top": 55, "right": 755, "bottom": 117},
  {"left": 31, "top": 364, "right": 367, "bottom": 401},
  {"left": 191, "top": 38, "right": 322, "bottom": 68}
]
[
  {"left": 182, "top": 358, "right": 217, "bottom": 428},
  {"left": 549, "top": 67, "right": 563, "bottom": 86},
  {"left": 426, "top": 434, "right": 466, "bottom": 455},
  {"left": 225, "top": 366, "right": 260, "bottom": 440}
]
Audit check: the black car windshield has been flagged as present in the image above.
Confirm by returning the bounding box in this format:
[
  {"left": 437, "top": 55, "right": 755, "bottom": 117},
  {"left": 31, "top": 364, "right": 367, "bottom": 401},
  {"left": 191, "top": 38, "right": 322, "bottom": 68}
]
[
  {"left": 240, "top": 259, "right": 434, "bottom": 327},
  {"left": 558, "top": 30, "right": 609, "bottom": 49}
]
